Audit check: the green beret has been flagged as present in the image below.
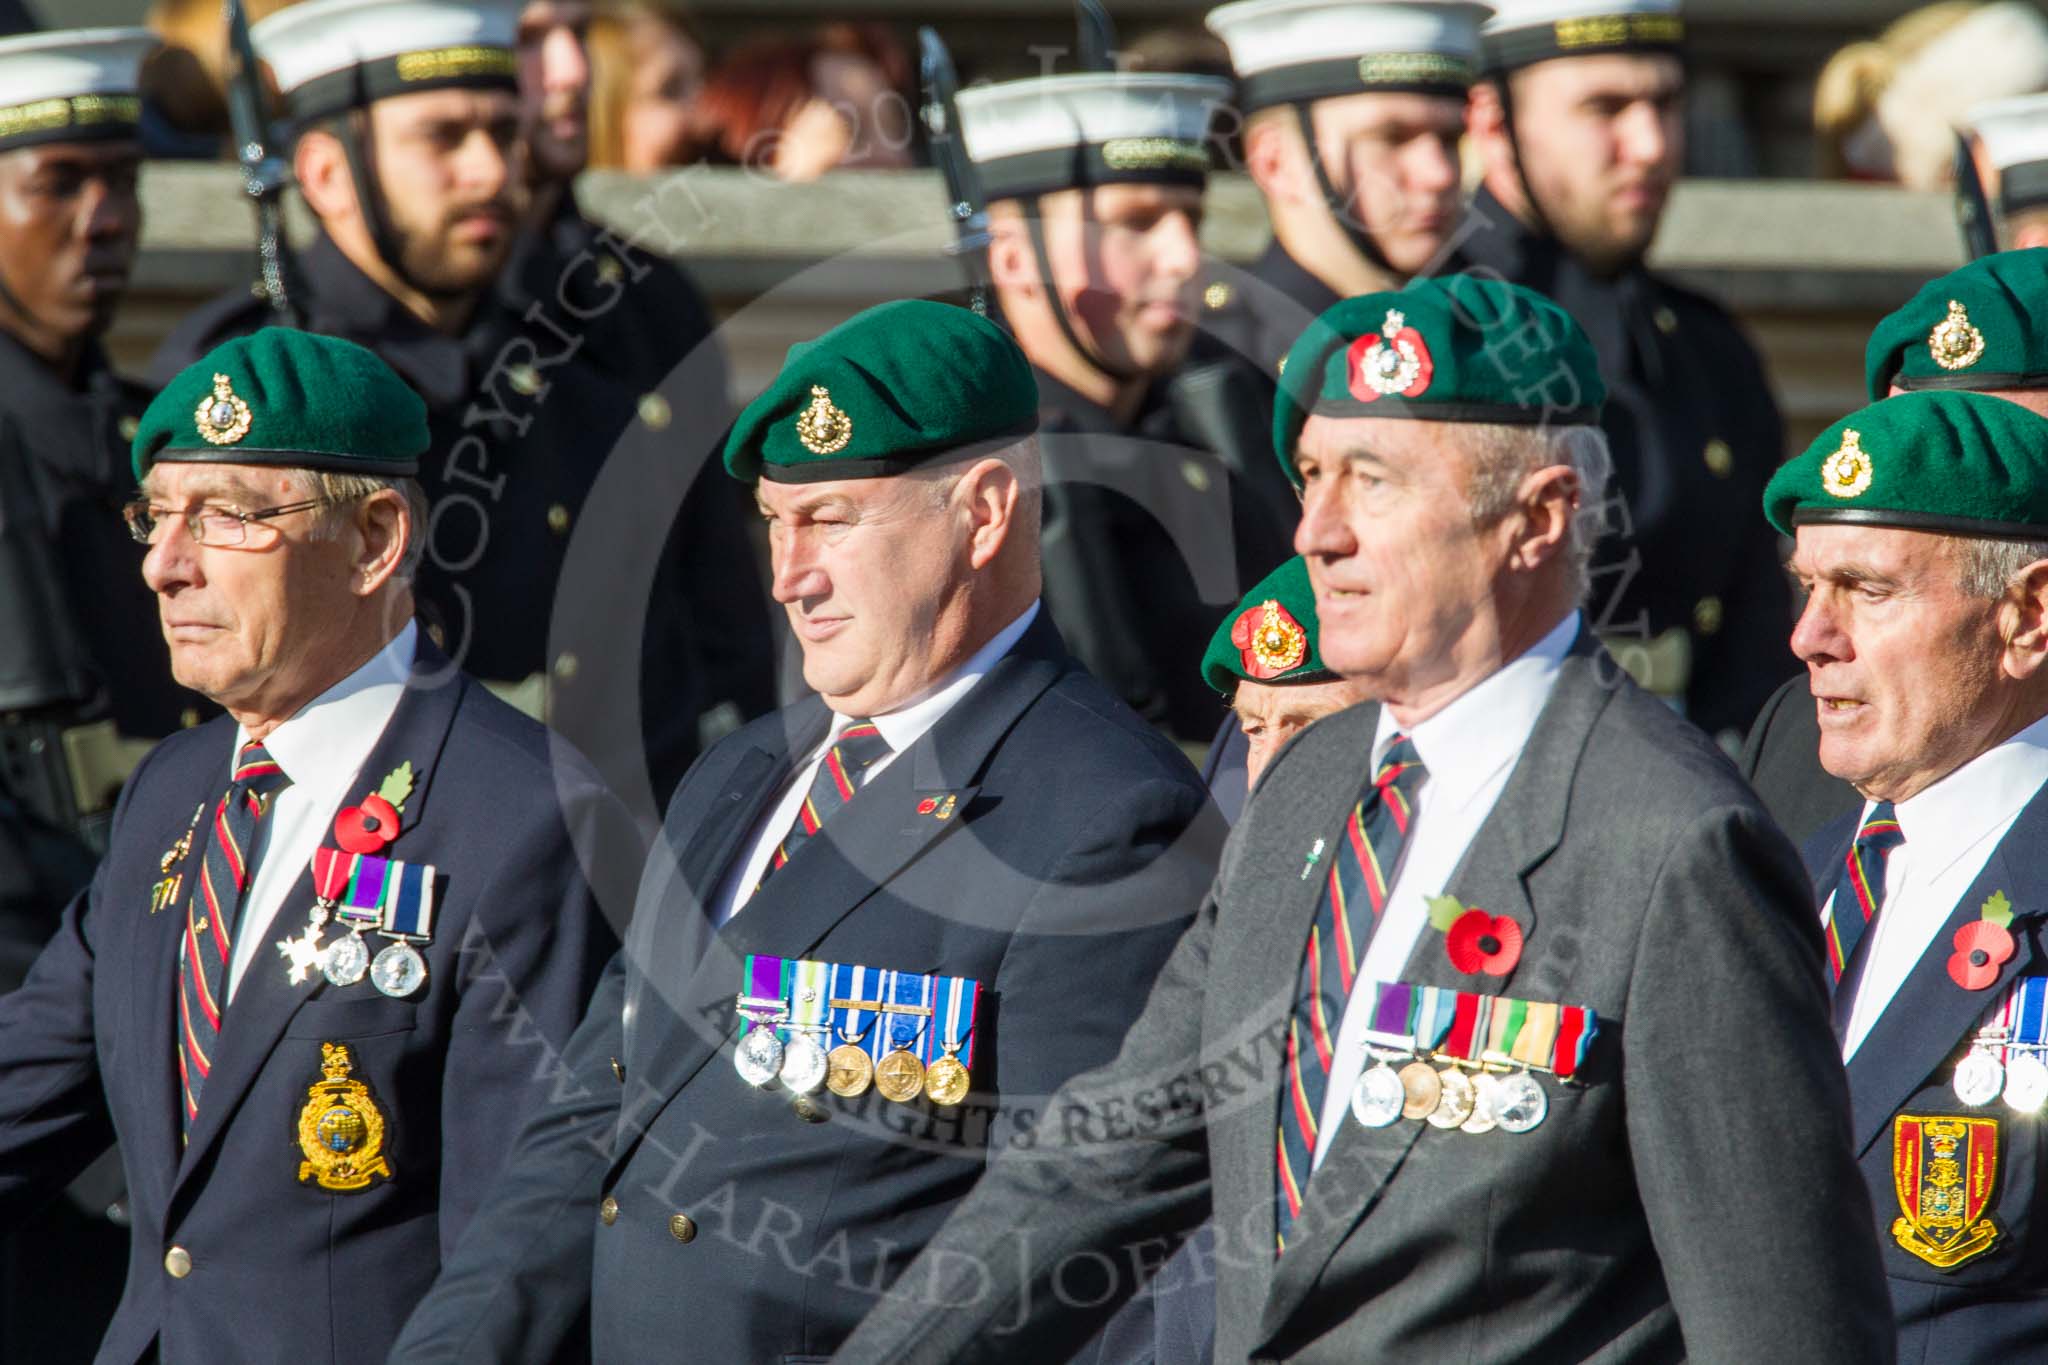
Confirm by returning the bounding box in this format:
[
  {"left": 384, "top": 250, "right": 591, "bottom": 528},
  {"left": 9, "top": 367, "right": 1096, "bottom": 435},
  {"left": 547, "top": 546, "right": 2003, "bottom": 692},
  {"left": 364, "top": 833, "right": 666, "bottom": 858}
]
[
  {"left": 133, "top": 328, "right": 427, "bottom": 481},
  {"left": 1202, "top": 556, "right": 1336, "bottom": 694},
  {"left": 1272, "top": 277, "right": 1606, "bottom": 487},
  {"left": 1865, "top": 249, "right": 2048, "bottom": 399},
  {"left": 1763, "top": 390, "right": 2048, "bottom": 538},
  {"left": 724, "top": 300, "right": 1040, "bottom": 483}
]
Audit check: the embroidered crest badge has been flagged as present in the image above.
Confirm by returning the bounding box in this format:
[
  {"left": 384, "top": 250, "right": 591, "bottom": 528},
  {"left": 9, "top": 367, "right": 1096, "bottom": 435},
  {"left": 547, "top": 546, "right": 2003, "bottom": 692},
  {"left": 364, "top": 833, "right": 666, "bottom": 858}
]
[
  {"left": 193, "top": 373, "right": 252, "bottom": 445},
  {"left": 1928, "top": 299, "right": 1987, "bottom": 372},
  {"left": 795, "top": 385, "right": 853, "bottom": 455},
  {"left": 1821, "top": 428, "right": 1874, "bottom": 500},
  {"left": 1347, "top": 309, "right": 1434, "bottom": 402},
  {"left": 296, "top": 1042, "right": 393, "bottom": 1193},
  {"left": 1891, "top": 1113, "right": 2000, "bottom": 1269},
  {"left": 1231, "top": 598, "right": 1308, "bottom": 678}
]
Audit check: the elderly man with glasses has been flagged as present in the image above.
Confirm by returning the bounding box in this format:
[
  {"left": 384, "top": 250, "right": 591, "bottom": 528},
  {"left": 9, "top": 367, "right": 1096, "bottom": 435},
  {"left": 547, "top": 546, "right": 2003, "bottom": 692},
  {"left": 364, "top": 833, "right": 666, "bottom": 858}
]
[{"left": 0, "top": 327, "right": 627, "bottom": 1365}]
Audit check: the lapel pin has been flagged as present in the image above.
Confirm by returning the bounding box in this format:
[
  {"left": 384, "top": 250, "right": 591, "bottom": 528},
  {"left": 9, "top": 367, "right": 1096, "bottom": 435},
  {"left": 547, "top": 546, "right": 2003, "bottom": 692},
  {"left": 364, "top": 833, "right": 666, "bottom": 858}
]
[{"left": 1299, "top": 837, "right": 1325, "bottom": 881}]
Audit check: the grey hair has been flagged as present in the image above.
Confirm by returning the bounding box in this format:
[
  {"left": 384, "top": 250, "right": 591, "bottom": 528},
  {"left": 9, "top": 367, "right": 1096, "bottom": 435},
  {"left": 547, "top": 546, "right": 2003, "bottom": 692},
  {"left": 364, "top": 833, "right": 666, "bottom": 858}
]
[
  {"left": 1458, "top": 421, "right": 1614, "bottom": 604},
  {"left": 918, "top": 434, "right": 1044, "bottom": 542},
  {"left": 297, "top": 470, "right": 431, "bottom": 586},
  {"left": 1954, "top": 536, "right": 2048, "bottom": 599}
]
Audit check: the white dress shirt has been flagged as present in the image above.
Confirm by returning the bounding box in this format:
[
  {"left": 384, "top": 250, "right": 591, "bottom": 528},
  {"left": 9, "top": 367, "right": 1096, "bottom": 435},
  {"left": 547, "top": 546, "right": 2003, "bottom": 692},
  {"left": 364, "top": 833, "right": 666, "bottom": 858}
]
[
  {"left": 1829, "top": 712, "right": 2048, "bottom": 1060},
  {"left": 224, "top": 622, "right": 417, "bottom": 1000},
  {"left": 715, "top": 601, "right": 1041, "bottom": 924},
  {"left": 1312, "top": 611, "right": 1578, "bottom": 1167}
]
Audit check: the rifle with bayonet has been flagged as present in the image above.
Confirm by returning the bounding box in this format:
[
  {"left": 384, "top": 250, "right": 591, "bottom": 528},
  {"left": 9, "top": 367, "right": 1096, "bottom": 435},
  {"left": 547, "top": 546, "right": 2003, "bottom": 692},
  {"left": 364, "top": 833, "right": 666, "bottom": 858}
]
[
  {"left": 223, "top": 0, "right": 301, "bottom": 324},
  {"left": 918, "top": 27, "right": 992, "bottom": 314}
]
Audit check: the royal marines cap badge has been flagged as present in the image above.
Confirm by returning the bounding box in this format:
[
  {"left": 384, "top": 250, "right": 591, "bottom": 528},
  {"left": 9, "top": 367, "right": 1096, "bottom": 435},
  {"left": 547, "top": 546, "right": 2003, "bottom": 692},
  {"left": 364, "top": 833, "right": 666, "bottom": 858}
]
[
  {"left": 1233, "top": 599, "right": 1307, "bottom": 678},
  {"left": 193, "top": 373, "right": 252, "bottom": 446},
  {"left": 1891, "top": 1113, "right": 2000, "bottom": 1269},
  {"left": 1928, "top": 299, "right": 1987, "bottom": 373},
  {"left": 1348, "top": 309, "right": 1434, "bottom": 402},
  {"left": 795, "top": 385, "right": 854, "bottom": 455},
  {"left": 1820, "top": 428, "right": 1874, "bottom": 500},
  {"left": 296, "top": 1042, "right": 392, "bottom": 1192}
]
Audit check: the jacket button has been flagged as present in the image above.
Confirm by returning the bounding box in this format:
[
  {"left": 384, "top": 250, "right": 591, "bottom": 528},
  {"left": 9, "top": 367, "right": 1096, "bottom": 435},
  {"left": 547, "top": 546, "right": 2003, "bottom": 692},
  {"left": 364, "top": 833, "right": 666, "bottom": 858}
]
[
  {"left": 1693, "top": 595, "right": 1725, "bottom": 636},
  {"left": 600, "top": 1196, "right": 619, "bottom": 1226},
  {"left": 164, "top": 1246, "right": 192, "bottom": 1278},
  {"left": 547, "top": 503, "right": 571, "bottom": 535},
  {"left": 610, "top": 1056, "right": 625, "bottom": 1083},
  {"left": 1703, "top": 439, "right": 1734, "bottom": 478},
  {"left": 669, "top": 1213, "right": 696, "bottom": 1243},
  {"left": 638, "top": 393, "right": 672, "bottom": 430}
]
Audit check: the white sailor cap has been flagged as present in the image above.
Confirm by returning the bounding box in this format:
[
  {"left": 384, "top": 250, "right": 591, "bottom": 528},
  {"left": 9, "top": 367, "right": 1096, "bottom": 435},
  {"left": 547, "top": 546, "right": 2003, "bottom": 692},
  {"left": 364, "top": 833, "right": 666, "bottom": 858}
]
[
  {"left": 252, "top": 0, "right": 520, "bottom": 123},
  {"left": 1481, "top": 0, "right": 1683, "bottom": 73},
  {"left": 0, "top": 27, "right": 157, "bottom": 153},
  {"left": 956, "top": 72, "right": 1231, "bottom": 202},
  {"left": 1206, "top": 0, "right": 1491, "bottom": 112},
  {"left": 1970, "top": 94, "right": 2048, "bottom": 215}
]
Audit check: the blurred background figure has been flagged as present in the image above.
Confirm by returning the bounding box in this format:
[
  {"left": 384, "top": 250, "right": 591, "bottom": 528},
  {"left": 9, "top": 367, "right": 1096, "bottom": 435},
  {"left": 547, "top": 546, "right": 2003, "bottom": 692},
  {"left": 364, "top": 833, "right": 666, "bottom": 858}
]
[
  {"left": 585, "top": 0, "right": 706, "bottom": 172},
  {"left": 1967, "top": 93, "right": 2048, "bottom": 252},
  {"left": 680, "top": 22, "right": 916, "bottom": 179},
  {"left": 1815, "top": 1, "right": 2048, "bottom": 190}
]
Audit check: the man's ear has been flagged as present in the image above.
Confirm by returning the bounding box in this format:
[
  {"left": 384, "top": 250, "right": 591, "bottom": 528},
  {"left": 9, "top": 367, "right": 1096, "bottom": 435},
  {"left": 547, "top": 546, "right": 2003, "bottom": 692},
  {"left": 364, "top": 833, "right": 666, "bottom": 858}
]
[
  {"left": 1506, "top": 463, "right": 1580, "bottom": 573},
  {"left": 2000, "top": 558, "right": 2048, "bottom": 680},
  {"left": 986, "top": 212, "right": 1039, "bottom": 293},
  {"left": 1244, "top": 114, "right": 1302, "bottom": 205},
  {"left": 959, "top": 458, "right": 1022, "bottom": 571},
  {"left": 295, "top": 126, "right": 358, "bottom": 225},
  {"left": 351, "top": 488, "right": 410, "bottom": 598}
]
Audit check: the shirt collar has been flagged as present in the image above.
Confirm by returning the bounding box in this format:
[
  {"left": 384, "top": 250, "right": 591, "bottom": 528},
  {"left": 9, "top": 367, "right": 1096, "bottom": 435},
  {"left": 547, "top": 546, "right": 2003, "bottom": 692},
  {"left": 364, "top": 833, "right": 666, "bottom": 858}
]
[
  {"left": 235, "top": 621, "right": 418, "bottom": 792},
  {"left": 1884, "top": 710, "right": 2048, "bottom": 874},
  {"left": 826, "top": 601, "right": 1041, "bottom": 757},
  {"left": 1373, "top": 611, "right": 1580, "bottom": 802}
]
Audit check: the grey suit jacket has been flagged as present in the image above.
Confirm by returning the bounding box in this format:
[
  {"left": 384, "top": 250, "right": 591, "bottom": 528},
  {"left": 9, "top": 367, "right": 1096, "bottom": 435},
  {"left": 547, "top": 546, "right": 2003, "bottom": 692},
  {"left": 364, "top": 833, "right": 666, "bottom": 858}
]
[{"left": 836, "top": 633, "right": 1895, "bottom": 1364}]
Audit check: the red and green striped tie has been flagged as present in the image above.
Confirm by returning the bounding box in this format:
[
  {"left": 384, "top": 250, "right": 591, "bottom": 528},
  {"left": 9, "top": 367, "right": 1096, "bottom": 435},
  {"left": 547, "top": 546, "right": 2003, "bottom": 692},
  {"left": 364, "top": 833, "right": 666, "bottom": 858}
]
[
  {"left": 177, "top": 741, "right": 291, "bottom": 1137},
  {"left": 1827, "top": 801, "right": 1904, "bottom": 997},
  {"left": 1274, "top": 734, "right": 1425, "bottom": 1253},
  {"left": 757, "top": 721, "right": 892, "bottom": 889}
]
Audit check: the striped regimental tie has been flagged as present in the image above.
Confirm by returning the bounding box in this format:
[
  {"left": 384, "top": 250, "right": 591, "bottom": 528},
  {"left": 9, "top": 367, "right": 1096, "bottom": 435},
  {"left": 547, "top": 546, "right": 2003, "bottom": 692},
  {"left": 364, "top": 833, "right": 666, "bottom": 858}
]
[
  {"left": 1826, "top": 801, "right": 1904, "bottom": 1027},
  {"left": 177, "top": 741, "right": 291, "bottom": 1137},
  {"left": 755, "top": 721, "right": 893, "bottom": 890},
  {"left": 1274, "top": 734, "right": 1425, "bottom": 1253}
]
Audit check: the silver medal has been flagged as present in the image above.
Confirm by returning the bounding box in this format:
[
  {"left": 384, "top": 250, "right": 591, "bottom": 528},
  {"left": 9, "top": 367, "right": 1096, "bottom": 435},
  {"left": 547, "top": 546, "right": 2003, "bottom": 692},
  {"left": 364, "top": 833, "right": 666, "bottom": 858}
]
[
  {"left": 1953, "top": 1048, "right": 2005, "bottom": 1107},
  {"left": 734, "top": 1026, "right": 784, "bottom": 1087},
  {"left": 369, "top": 940, "right": 427, "bottom": 998},
  {"left": 1492, "top": 1071, "right": 1549, "bottom": 1134},
  {"left": 1426, "top": 1069, "right": 1476, "bottom": 1129},
  {"left": 1349, "top": 1063, "right": 1406, "bottom": 1128},
  {"left": 1460, "top": 1073, "right": 1501, "bottom": 1135},
  {"left": 2004, "top": 1051, "right": 2048, "bottom": 1113},
  {"left": 321, "top": 929, "right": 370, "bottom": 987},
  {"left": 779, "top": 1032, "right": 829, "bottom": 1095}
]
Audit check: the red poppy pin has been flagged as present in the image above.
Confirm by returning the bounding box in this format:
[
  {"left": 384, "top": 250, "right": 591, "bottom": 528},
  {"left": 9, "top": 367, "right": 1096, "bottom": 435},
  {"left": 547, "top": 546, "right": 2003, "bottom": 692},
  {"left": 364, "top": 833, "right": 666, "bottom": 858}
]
[
  {"left": 1428, "top": 895, "right": 1523, "bottom": 976},
  {"left": 1949, "top": 891, "right": 2017, "bottom": 991},
  {"left": 334, "top": 762, "right": 417, "bottom": 854},
  {"left": 1346, "top": 308, "right": 1433, "bottom": 403},
  {"left": 1231, "top": 598, "right": 1307, "bottom": 679}
]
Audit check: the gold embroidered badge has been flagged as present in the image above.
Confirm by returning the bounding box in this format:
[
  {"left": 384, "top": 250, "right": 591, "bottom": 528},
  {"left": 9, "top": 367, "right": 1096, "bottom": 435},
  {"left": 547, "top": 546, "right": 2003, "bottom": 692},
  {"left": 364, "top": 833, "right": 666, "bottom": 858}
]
[
  {"left": 1928, "top": 299, "right": 1987, "bottom": 372},
  {"left": 193, "top": 373, "right": 252, "bottom": 445},
  {"left": 1820, "top": 428, "right": 1874, "bottom": 499},
  {"left": 795, "top": 385, "right": 853, "bottom": 455},
  {"left": 1891, "top": 1113, "right": 2000, "bottom": 1269},
  {"left": 296, "top": 1042, "right": 392, "bottom": 1193}
]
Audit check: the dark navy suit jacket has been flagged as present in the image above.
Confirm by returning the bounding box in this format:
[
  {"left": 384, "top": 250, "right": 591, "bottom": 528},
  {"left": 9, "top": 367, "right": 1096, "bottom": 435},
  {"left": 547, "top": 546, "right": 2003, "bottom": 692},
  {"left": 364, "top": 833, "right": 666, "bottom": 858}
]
[
  {"left": 0, "top": 647, "right": 628, "bottom": 1365},
  {"left": 387, "top": 612, "right": 1222, "bottom": 1363},
  {"left": 1806, "top": 794, "right": 2048, "bottom": 1363}
]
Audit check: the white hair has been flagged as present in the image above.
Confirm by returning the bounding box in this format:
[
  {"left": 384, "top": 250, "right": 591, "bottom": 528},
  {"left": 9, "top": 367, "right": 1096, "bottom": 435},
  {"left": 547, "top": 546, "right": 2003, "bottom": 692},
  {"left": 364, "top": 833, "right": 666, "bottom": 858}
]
[
  {"left": 1954, "top": 535, "right": 2048, "bottom": 599},
  {"left": 1458, "top": 421, "right": 1614, "bottom": 604},
  {"left": 297, "top": 470, "right": 430, "bottom": 586},
  {"left": 917, "top": 434, "right": 1044, "bottom": 542}
]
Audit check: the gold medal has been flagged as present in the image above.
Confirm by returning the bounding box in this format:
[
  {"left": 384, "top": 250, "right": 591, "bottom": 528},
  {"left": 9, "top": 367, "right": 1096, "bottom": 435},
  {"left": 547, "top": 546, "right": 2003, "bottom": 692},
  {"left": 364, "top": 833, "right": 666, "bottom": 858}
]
[
  {"left": 874, "top": 1047, "right": 925, "bottom": 1103},
  {"left": 926, "top": 1053, "right": 971, "bottom": 1107},
  {"left": 827, "top": 1043, "right": 874, "bottom": 1097},
  {"left": 1426, "top": 1067, "right": 1476, "bottom": 1129},
  {"left": 1398, "top": 1060, "right": 1443, "bottom": 1120}
]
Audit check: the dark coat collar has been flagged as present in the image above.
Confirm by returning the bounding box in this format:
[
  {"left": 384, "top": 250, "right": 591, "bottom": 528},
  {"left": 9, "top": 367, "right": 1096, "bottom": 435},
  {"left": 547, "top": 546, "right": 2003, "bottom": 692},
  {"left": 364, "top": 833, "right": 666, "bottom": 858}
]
[{"left": 297, "top": 234, "right": 471, "bottom": 407}]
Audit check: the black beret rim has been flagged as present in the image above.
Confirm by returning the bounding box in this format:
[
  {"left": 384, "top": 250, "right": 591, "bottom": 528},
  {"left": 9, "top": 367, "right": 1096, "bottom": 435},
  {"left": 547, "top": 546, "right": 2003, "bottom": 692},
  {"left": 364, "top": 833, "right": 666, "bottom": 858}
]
[
  {"left": 2000, "top": 161, "right": 2048, "bottom": 216},
  {"left": 741, "top": 420, "right": 1042, "bottom": 485},
  {"left": 1305, "top": 396, "right": 1603, "bottom": 425},
  {"left": 974, "top": 146, "right": 1209, "bottom": 204},
  {"left": 1206, "top": 663, "right": 1340, "bottom": 696},
  {"left": 1893, "top": 370, "right": 2048, "bottom": 393},
  {"left": 1788, "top": 506, "right": 2048, "bottom": 540},
  {"left": 143, "top": 447, "right": 421, "bottom": 478}
]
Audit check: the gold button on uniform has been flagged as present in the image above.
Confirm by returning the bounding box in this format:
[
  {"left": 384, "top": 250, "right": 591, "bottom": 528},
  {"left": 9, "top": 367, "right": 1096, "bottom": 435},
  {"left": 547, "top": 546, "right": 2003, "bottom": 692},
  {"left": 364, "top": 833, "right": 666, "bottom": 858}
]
[
  {"left": 1654, "top": 306, "right": 1678, "bottom": 335},
  {"left": 164, "top": 1246, "right": 192, "bottom": 1278},
  {"left": 1181, "top": 460, "right": 1212, "bottom": 493},
  {"left": 509, "top": 364, "right": 542, "bottom": 396},
  {"left": 553, "top": 652, "right": 579, "bottom": 681},
  {"left": 600, "top": 1196, "right": 619, "bottom": 1226},
  {"left": 547, "top": 503, "right": 571, "bottom": 535},
  {"left": 118, "top": 415, "right": 140, "bottom": 442},
  {"left": 1703, "top": 439, "right": 1734, "bottom": 479},
  {"left": 597, "top": 255, "right": 625, "bottom": 285},
  {"left": 669, "top": 1213, "right": 696, "bottom": 1243},
  {"left": 638, "top": 393, "right": 672, "bottom": 430},
  {"left": 1694, "top": 595, "right": 1724, "bottom": 636},
  {"left": 1202, "top": 281, "right": 1233, "bottom": 311},
  {"left": 611, "top": 1057, "right": 625, "bottom": 1083},
  {"left": 180, "top": 707, "right": 201, "bottom": 729}
]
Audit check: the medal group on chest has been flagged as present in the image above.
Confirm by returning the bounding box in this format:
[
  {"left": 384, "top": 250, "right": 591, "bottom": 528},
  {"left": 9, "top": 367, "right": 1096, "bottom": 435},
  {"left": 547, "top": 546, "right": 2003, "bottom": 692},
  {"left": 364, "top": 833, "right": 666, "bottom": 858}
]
[{"left": 276, "top": 762, "right": 437, "bottom": 999}]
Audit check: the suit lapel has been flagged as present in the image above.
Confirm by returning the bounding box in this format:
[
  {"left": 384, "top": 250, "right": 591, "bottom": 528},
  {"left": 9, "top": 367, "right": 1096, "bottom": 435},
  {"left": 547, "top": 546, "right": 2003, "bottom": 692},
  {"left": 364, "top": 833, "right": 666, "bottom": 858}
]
[
  {"left": 615, "top": 617, "right": 1067, "bottom": 1171},
  {"left": 170, "top": 652, "right": 464, "bottom": 1203},
  {"left": 1264, "top": 639, "right": 1614, "bottom": 1340},
  {"left": 1844, "top": 792, "right": 2048, "bottom": 1158}
]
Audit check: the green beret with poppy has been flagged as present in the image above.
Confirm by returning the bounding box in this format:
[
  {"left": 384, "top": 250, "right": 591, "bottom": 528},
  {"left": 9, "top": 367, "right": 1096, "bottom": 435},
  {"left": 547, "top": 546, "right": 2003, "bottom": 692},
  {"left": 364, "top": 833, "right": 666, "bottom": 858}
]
[
  {"left": 1763, "top": 390, "right": 2048, "bottom": 538},
  {"left": 1272, "top": 276, "right": 1606, "bottom": 487},
  {"left": 1865, "top": 248, "right": 2048, "bottom": 400},
  {"left": 1201, "top": 556, "right": 1335, "bottom": 694},
  {"left": 132, "top": 328, "right": 427, "bottom": 481},
  {"left": 724, "top": 300, "right": 1041, "bottom": 483}
]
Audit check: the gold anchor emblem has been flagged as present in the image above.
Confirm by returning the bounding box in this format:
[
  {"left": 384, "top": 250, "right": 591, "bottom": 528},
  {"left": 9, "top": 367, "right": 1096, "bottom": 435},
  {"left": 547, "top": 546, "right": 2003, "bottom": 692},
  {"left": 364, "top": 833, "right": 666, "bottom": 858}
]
[
  {"left": 795, "top": 385, "right": 853, "bottom": 455},
  {"left": 295, "top": 1042, "right": 393, "bottom": 1192},
  {"left": 193, "top": 373, "right": 252, "bottom": 445},
  {"left": 1250, "top": 600, "right": 1307, "bottom": 673},
  {"left": 1928, "top": 299, "right": 1986, "bottom": 372},
  {"left": 1821, "top": 428, "right": 1874, "bottom": 500}
]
